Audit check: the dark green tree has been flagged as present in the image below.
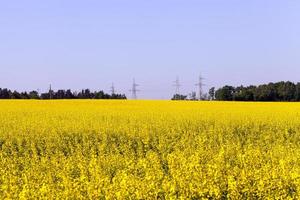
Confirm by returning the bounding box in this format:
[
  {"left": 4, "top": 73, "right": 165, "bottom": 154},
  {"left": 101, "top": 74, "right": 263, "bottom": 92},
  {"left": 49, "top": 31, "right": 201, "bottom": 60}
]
[
  {"left": 208, "top": 87, "right": 215, "bottom": 100},
  {"left": 29, "top": 91, "right": 40, "bottom": 99},
  {"left": 295, "top": 83, "right": 300, "bottom": 101},
  {"left": 215, "top": 86, "right": 235, "bottom": 101},
  {"left": 171, "top": 94, "right": 187, "bottom": 100}
]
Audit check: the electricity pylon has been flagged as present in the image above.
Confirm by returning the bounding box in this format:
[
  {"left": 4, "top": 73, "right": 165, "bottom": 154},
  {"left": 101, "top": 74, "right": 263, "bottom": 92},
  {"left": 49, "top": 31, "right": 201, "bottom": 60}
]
[
  {"left": 172, "top": 76, "right": 181, "bottom": 100},
  {"left": 195, "top": 74, "right": 205, "bottom": 100},
  {"left": 129, "top": 78, "right": 139, "bottom": 99},
  {"left": 49, "top": 84, "right": 53, "bottom": 99},
  {"left": 110, "top": 83, "right": 115, "bottom": 95},
  {"left": 173, "top": 76, "right": 181, "bottom": 95}
]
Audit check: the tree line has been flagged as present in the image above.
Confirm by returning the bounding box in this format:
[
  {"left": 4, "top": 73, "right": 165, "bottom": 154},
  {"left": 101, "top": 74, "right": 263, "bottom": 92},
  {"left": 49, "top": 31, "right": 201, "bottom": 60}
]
[
  {"left": 211, "top": 81, "right": 300, "bottom": 101},
  {"left": 0, "top": 88, "right": 126, "bottom": 99}
]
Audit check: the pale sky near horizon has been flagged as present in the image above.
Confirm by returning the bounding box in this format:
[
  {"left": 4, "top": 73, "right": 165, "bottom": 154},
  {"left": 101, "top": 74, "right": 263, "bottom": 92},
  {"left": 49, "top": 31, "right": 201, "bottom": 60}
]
[{"left": 0, "top": 0, "right": 299, "bottom": 99}]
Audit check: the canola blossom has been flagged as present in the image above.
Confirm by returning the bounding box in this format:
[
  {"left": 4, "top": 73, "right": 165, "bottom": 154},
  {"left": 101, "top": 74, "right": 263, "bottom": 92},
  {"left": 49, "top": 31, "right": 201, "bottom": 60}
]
[{"left": 0, "top": 100, "right": 300, "bottom": 199}]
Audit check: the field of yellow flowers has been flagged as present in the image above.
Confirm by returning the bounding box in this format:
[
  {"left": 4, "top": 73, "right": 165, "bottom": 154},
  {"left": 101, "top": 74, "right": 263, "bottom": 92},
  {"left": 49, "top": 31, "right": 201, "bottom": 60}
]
[{"left": 0, "top": 100, "right": 300, "bottom": 199}]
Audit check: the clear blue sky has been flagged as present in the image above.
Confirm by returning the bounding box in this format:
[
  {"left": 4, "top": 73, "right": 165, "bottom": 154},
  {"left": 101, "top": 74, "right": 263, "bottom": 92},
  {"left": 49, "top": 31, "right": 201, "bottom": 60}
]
[{"left": 0, "top": 0, "right": 299, "bottom": 99}]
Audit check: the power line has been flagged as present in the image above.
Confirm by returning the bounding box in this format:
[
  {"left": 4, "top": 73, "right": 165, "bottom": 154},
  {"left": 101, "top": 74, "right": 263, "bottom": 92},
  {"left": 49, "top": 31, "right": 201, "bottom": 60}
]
[
  {"left": 195, "top": 74, "right": 205, "bottom": 100},
  {"left": 129, "top": 78, "right": 139, "bottom": 99}
]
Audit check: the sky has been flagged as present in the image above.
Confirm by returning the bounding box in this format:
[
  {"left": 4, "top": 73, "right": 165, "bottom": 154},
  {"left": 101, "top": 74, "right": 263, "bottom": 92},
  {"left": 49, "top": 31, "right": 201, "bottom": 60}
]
[{"left": 0, "top": 0, "right": 299, "bottom": 99}]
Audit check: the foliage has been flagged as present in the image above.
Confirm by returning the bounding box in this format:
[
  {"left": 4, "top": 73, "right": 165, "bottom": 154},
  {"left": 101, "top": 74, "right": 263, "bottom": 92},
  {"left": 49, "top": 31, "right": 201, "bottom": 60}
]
[
  {"left": 0, "top": 100, "right": 300, "bottom": 199},
  {"left": 215, "top": 85, "right": 235, "bottom": 101},
  {"left": 214, "top": 81, "right": 300, "bottom": 101},
  {"left": 171, "top": 94, "right": 188, "bottom": 100},
  {"left": 0, "top": 88, "right": 126, "bottom": 99},
  {"left": 208, "top": 87, "right": 215, "bottom": 100}
]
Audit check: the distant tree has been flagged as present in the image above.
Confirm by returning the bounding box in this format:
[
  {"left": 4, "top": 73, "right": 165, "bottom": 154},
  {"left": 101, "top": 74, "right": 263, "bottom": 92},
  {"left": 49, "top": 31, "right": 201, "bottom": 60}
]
[
  {"left": 171, "top": 94, "right": 187, "bottom": 100},
  {"left": 0, "top": 88, "right": 12, "bottom": 99},
  {"left": 245, "top": 86, "right": 256, "bottom": 101},
  {"left": 20, "top": 92, "right": 30, "bottom": 99},
  {"left": 65, "top": 89, "right": 74, "bottom": 99},
  {"left": 78, "top": 89, "right": 92, "bottom": 99},
  {"left": 208, "top": 87, "right": 215, "bottom": 100},
  {"left": 212, "top": 81, "right": 300, "bottom": 102},
  {"left": 0, "top": 87, "right": 126, "bottom": 100},
  {"left": 215, "top": 85, "right": 235, "bottom": 101},
  {"left": 275, "top": 81, "right": 296, "bottom": 101},
  {"left": 40, "top": 93, "right": 50, "bottom": 99},
  {"left": 254, "top": 83, "right": 277, "bottom": 101},
  {"left": 295, "top": 83, "right": 300, "bottom": 101},
  {"left": 12, "top": 91, "right": 22, "bottom": 99},
  {"left": 55, "top": 90, "right": 65, "bottom": 99},
  {"left": 233, "top": 86, "right": 255, "bottom": 101},
  {"left": 84, "top": 89, "right": 91, "bottom": 98},
  {"left": 29, "top": 91, "right": 40, "bottom": 99},
  {"left": 113, "top": 94, "right": 127, "bottom": 99},
  {"left": 95, "top": 91, "right": 105, "bottom": 99}
]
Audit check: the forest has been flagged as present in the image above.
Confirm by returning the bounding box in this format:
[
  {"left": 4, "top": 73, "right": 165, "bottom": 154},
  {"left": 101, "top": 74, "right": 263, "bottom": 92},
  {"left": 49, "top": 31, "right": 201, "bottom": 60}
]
[
  {"left": 0, "top": 88, "right": 126, "bottom": 99},
  {"left": 213, "top": 81, "right": 300, "bottom": 101}
]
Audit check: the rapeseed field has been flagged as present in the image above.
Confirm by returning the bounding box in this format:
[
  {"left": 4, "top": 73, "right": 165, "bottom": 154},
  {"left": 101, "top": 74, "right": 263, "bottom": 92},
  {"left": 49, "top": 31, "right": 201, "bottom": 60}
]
[{"left": 0, "top": 100, "right": 299, "bottom": 199}]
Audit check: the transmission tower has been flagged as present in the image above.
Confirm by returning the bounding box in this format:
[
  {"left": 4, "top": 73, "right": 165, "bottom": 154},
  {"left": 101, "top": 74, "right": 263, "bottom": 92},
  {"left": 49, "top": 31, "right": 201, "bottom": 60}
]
[
  {"left": 49, "top": 84, "right": 53, "bottom": 99},
  {"left": 173, "top": 76, "right": 181, "bottom": 95},
  {"left": 129, "top": 78, "right": 139, "bottom": 99},
  {"left": 195, "top": 74, "right": 205, "bottom": 100},
  {"left": 110, "top": 83, "right": 115, "bottom": 95}
]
